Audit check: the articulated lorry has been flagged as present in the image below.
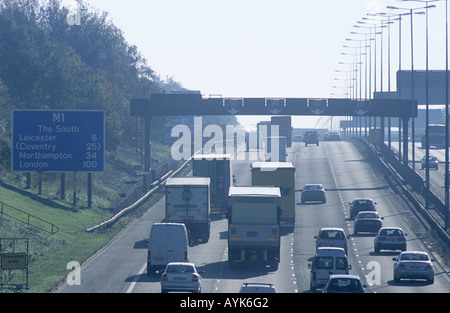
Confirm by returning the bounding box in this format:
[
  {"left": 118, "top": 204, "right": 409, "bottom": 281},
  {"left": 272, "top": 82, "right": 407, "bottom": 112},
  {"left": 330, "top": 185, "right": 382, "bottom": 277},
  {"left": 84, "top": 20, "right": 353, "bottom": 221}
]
[
  {"left": 421, "top": 124, "right": 446, "bottom": 149},
  {"left": 193, "top": 154, "right": 232, "bottom": 214},
  {"left": 251, "top": 162, "right": 296, "bottom": 232},
  {"left": 165, "top": 177, "right": 211, "bottom": 245},
  {"left": 227, "top": 186, "right": 282, "bottom": 270}
]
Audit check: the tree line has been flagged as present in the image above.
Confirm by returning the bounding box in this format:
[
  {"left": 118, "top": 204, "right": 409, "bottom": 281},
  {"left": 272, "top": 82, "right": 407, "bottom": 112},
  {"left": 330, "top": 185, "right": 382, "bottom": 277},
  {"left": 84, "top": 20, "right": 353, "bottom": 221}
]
[{"left": 0, "top": 0, "right": 202, "bottom": 172}]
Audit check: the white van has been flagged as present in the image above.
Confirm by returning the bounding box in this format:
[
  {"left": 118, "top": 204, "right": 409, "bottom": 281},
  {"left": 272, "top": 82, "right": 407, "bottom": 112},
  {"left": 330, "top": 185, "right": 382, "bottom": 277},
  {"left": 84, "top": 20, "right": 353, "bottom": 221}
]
[
  {"left": 147, "top": 223, "right": 189, "bottom": 276},
  {"left": 308, "top": 247, "right": 351, "bottom": 291}
]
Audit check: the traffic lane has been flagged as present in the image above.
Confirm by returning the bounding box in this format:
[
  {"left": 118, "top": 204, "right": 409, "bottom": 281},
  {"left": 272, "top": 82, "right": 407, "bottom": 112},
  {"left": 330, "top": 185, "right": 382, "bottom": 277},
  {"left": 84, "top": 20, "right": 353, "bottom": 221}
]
[
  {"left": 293, "top": 142, "right": 351, "bottom": 292},
  {"left": 133, "top": 147, "right": 299, "bottom": 293},
  {"left": 390, "top": 142, "right": 446, "bottom": 200},
  {"left": 211, "top": 147, "right": 298, "bottom": 293},
  {"left": 327, "top": 141, "right": 450, "bottom": 292},
  {"left": 55, "top": 196, "right": 166, "bottom": 293},
  {"left": 327, "top": 141, "right": 431, "bottom": 292},
  {"left": 131, "top": 217, "right": 230, "bottom": 293},
  {"left": 213, "top": 233, "right": 297, "bottom": 293}
]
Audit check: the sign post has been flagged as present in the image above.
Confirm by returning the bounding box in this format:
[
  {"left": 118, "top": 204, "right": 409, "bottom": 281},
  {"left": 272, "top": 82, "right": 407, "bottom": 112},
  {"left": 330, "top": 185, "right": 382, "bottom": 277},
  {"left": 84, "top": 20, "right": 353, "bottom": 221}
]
[{"left": 12, "top": 110, "right": 105, "bottom": 206}]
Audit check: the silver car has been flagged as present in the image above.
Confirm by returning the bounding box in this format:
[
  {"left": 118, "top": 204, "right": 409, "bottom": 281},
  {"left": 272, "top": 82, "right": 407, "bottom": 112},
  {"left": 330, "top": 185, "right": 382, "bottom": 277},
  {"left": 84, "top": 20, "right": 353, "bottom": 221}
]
[
  {"left": 374, "top": 227, "right": 407, "bottom": 253},
  {"left": 315, "top": 227, "right": 348, "bottom": 255},
  {"left": 353, "top": 211, "right": 383, "bottom": 234},
  {"left": 393, "top": 251, "right": 435, "bottom": 284},
  {"left": 160, "top": 262, "right": 202, "bottom": 293}
]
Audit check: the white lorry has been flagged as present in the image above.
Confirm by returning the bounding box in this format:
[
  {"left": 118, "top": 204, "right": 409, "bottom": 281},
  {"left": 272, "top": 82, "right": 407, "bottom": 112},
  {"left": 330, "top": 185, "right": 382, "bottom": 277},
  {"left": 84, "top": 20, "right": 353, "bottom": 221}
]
[
  {"left": 227, "top": 186, "right": 282, "bottom": 270},
  {"left": 165, "top": 177, "right": 211, "bottom": 245}
]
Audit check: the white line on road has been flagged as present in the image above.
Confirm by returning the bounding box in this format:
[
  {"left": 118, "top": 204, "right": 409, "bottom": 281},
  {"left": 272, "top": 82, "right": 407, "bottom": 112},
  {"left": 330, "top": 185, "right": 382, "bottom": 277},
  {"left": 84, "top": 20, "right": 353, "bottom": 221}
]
[{"left": 126, "top": 262, "right": 147, "bottom": 293}]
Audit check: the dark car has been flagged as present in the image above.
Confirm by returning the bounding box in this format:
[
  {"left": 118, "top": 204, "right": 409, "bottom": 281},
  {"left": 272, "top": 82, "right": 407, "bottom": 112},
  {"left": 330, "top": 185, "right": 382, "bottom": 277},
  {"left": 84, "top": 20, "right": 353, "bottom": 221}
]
[
  {"left": 301, "top": 184, "right": 326, "bottom": 204},
  {"left": 324, "top": 132, "right": 341, "bottom": 141},
  {"left": 322, "top": 275, "right": 366, "bottom": 293},
  {"left": 304, "top": 130, "right": 319, "bottom": 146},
  {"left": 349, "top": 198, "right": 377, "bottom": 219},
  {"left": 353, "top": 211, "right": 383, "bottom": 234},
  {"left": 421, "top": 155, "right": 438, "bottom": 170}
]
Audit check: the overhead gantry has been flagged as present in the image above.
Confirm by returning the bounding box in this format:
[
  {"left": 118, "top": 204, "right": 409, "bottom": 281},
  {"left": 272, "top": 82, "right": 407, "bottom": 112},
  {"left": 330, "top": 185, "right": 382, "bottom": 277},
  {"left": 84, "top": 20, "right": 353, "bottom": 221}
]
[{"left": 130, "top": 93, "right": 417, "bottom": 171}]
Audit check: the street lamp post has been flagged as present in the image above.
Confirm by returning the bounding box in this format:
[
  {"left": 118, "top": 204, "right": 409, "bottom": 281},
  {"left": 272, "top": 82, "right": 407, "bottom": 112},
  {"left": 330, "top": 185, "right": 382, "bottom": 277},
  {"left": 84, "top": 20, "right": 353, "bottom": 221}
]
[
  {"left": 446, "top": 0, "right": 450, "bottom": 230},
  {"left": 389, "top": 2, "right": 437, "bottom": 210},
  {"left": 387, "top": 4, "right": 434, "bottom": 172},
  {"left": 354, "top": 18, "right": 387, "bottom": 127}
]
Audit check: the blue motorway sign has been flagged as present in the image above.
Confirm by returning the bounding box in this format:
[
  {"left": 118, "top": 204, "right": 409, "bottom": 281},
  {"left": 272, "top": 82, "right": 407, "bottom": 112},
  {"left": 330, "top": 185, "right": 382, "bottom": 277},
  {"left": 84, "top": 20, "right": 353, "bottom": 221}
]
[{"left": 12, "top": 110, "right": 104, "bottom": 172}]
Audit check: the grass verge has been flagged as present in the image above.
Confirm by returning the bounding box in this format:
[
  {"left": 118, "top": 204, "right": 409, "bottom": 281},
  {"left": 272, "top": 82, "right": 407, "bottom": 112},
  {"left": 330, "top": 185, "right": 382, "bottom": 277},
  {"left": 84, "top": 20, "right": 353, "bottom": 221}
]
[{"left": 0, "top": 143, "right": 172, "bottom": 293}]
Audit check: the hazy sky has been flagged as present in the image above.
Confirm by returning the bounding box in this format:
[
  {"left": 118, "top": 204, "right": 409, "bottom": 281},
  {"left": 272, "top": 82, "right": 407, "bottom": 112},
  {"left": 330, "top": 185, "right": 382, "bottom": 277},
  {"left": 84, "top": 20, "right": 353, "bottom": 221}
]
[{"left": 81, "top": 0, "right": 449, "bottom": 129}]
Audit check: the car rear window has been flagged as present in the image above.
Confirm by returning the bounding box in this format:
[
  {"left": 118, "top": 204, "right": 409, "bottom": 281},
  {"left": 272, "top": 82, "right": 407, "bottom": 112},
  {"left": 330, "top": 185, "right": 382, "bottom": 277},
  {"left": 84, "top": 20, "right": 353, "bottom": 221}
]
[
  {"left": 400, "top": 254, "right": 429, "bottom": 261},
  {"left": 167, "top": 265, "right": 195, "bottom": 273},
  {"left": 358, "top": 212, "right": 378, "bottom": 219},
  {"left": 335, "top": 257, "right": 348, "bottom": 270},
  {"left": 380, "top": 229, "right": 403, "bottom": 236},
  {"left": 355, "top": 200, "right": 373, "bottom": 206},
  {"left": 320, "top": 230, "right": 345, "bottom": 239},
  {"left": 329, "top": 278, "right": 361, "bottom": 291},
  {"left": 316, "top": 257, "right": 333, "bottom": 269}
]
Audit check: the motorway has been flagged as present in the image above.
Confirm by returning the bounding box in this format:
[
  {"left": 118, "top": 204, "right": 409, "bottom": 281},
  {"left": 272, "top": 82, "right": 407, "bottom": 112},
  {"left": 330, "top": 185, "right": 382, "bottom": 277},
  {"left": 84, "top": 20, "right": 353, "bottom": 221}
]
[
  {"left": 390, "top": 141, "right": 449, "bottom": 204},
  {"left": 54, "top": 140, "right": 450, "bottom": 293}
]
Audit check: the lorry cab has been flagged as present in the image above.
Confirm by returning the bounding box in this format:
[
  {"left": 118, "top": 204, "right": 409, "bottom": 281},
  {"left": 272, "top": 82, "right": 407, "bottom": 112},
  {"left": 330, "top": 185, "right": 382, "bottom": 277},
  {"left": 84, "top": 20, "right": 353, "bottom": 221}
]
[
  {"left": 308, "top": 247, "right": 351, "bottom": 291},
  {"left": 147, "top": 223, "right": 189, "bottom": 276}
]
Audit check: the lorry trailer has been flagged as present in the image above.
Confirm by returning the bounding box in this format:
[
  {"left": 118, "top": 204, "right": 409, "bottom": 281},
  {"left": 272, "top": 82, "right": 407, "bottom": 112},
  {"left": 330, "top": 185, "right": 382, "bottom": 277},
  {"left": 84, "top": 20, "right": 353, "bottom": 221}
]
[
  {"left": 165, "top": 177, "right": 211, "bottom": 244},
  {"left": 227, "top": 186, "right": 282, "bottom": 270}
]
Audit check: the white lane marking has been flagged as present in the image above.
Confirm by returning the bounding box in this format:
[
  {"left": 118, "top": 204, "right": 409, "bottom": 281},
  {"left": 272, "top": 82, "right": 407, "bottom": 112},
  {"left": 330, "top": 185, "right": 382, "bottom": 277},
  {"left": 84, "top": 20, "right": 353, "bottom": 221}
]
[{"left": 126, "top": 262, "right": 147, "bottom": 293}]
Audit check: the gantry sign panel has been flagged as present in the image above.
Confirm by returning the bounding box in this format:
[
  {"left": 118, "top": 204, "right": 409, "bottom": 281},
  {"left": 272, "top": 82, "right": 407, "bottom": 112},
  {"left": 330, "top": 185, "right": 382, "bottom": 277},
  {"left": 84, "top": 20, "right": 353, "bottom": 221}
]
[{"left": 130, "top": 94, "right": 417, "bottom": 118}]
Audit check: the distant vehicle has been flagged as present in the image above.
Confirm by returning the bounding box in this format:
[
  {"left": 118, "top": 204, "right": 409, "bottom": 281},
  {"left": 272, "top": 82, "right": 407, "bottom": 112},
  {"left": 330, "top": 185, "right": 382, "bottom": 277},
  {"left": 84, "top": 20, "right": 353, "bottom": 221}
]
[
  {"left": 265, "top": 136, "right": 287, "bottom": 162},
  {"left": 293, "top": 135, "right": 303, "bottom": 142},
  {"left": 160, "top": 262, "right": 203, "bottom": 293},
  {"left": 271, "top": 116, "right": 292, "bottom": 148},
  {"left": 315, "top": 227, "right": 348, "bottom": 255},
  {"left": 308, "top": 247, "right": 351, "bottom": 291},
  {"left": 393, "top": 251, "right": 435, "bottom": 284},
  {"left": 193, "top": 154, "right": 232, "bottom": 214},
  {"left": 324, "top": 131, "right": 341, "bottom": 141},
  {"left": 251, "top": 162, "right": 296, "bottom": 231},
  {"left": 239, "top": 283, "right": 276, "bottom": 293},
  {"left": 353, "top": 211, "right": 383, "bottom": 234},
  {"left": 421, "top": 124, "right": 445, "bottom": 149},
  {"left": 374, "top": 227, "right": 407, "bottom": 253},
  {"left": 303, "top": 130, "right": 319, "bottom": 146},
  {"left": 421, "top": 155, "right": 439, "bottom": 170},
  {"left": 301, "top": 184, "right": 326, "bottom": 204},
  {"left": 349, "top": 198, "right": 377, "bottom": 219},
  {"left": 322, "top": 275, "right": 366, "bottom": 293},
  {"left": 147, "top": 223, "right": 189, "bottom": 276}
]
